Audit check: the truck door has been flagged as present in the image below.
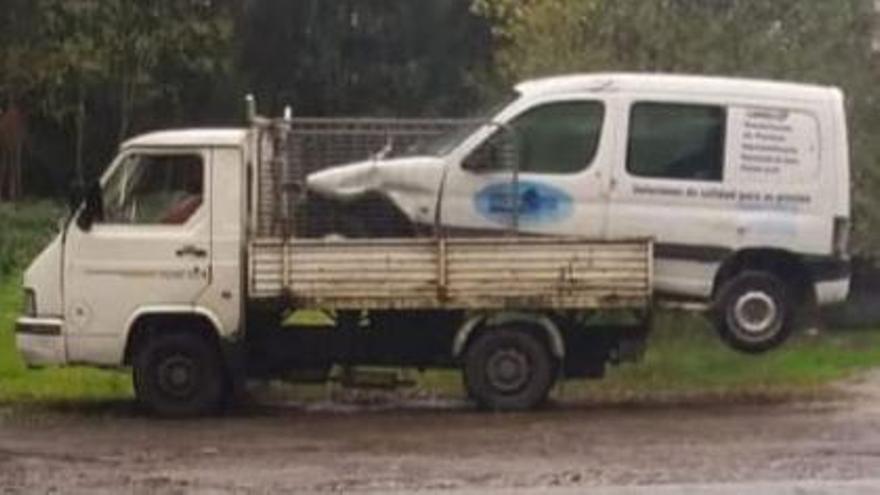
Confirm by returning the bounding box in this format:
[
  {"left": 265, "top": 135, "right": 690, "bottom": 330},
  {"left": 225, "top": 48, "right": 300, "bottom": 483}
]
[
  {"left": 63, "top": 149, "right": 212, "bottom": 364},
  {"left": 440, "top": 98, "right": 611, "bottom": 238}
]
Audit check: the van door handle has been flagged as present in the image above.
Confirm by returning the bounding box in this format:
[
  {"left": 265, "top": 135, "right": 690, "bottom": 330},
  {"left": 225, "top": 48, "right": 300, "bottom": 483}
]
[{"left": 176, "top": 245, "right": 208, "bottom": 258}]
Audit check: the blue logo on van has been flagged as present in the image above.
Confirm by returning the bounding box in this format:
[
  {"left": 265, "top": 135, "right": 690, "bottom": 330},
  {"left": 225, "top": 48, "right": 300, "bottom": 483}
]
[{"left": 474, "top": 181, "right": 574, "bottom": 225}]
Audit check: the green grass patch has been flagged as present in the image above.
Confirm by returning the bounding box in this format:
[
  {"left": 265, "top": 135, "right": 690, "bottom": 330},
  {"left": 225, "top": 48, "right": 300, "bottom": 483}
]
[
  {"left": 558, "top": 313, "right": 880, "bottom": 404},
  {"left": 0, "top": 200, "right": 65, "bottom": 281},
  {"left": 337, "top": 314, "right": 880, "bottom": 406}
]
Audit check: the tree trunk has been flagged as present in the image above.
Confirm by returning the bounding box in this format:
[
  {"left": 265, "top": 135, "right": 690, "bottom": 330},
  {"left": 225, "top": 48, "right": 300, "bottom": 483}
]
[
  {"left": 12, "top": 139, "right": 22, "bottom": 200},
  {"left": 0, "top": 149, "right": 8, "bottom": 202},
  {"left": 75, "top": 80, "right": 86, "bottom": 183},
  {"left": 119, "top": 78, "right": 130, "bottom": 145}
]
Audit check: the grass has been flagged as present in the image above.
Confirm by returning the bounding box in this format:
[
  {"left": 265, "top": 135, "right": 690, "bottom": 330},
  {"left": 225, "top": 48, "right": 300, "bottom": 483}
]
[
  {"left": 0, "top": 200, "right": 65, "bottom": 279},
  {"left": 563, "top": 313, "right": 880, "bottom": 404},
  {"left": 412, "top": 316, "right": 880, "bottom": 405},
  {"left": 1, "top": 200, "right": 880, "bottom": 409}
]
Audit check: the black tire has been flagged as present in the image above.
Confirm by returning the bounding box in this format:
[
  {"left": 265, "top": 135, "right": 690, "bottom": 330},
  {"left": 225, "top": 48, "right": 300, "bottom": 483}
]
[
  {"left": 133, "top": 332, "right": 226, "bottom": 417},
  {"left": 712, "top": 270, "right": 795, "bottom": 354},
  {"left": 463, "top": 328, "right": 557, "bottom": 411}
]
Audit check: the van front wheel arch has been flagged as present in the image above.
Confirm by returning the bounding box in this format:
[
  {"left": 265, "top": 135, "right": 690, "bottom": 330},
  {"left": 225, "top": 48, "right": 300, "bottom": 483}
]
[{"left": 712, "top": 270, "right": 794, "bottom": 354}]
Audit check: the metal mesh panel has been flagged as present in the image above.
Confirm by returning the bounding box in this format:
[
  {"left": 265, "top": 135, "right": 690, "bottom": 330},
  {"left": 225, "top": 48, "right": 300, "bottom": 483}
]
[{"left": 257, "top": 117, "right": 470, "bottom": 238}]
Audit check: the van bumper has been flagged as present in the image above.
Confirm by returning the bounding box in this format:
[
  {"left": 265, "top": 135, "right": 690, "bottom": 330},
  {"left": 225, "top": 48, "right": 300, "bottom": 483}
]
[
  {"left": 807, "top": 258, "right": 851, "bottom": 305},
  {"left": 816, "top": 279, "right": 850, "bottom": 305},
  {"left": 15, "top": 317, "right": 66, "bottom": 366}
]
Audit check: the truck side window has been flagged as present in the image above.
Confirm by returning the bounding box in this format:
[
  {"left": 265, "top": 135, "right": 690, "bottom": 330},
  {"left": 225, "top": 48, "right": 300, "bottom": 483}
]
[
  {"left": 627, "top": 103, "right": 725, "bottom": 181},
  {"left": 101, "top": 154, "right": 204, "bottom": 225},
  {"left": 466, "top": 101, "right": 604, "bottom": 174}
]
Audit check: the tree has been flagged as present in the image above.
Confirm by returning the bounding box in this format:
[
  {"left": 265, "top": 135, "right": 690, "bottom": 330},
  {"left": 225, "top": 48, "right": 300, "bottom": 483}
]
[
  {"left": 0, "top": 0, "right": 234, "bottom": 199},
  {"left": 239, "top": 1, "right": 495, "bottom": 117},
  {"left": 0, "top": 0, "right": 42, "bottom": 200},
  {"left": 37, "top": 0, "right": 235, "bottom": 181}
]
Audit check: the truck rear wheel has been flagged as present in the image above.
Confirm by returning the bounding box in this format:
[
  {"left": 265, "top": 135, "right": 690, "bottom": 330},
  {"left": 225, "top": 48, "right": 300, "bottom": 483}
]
[
  {"left": 133, "top": 332, "right": 226, "bottom": 417},
  {"left": 463, "top": 327, "right": 557, "bottom": 411},
  {"left": 713, "top": 270, "right": 795, "bottom": 354}
]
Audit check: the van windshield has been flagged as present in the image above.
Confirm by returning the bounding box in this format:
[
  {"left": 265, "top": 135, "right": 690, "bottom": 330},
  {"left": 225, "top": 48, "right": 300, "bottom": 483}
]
[{"left": 400, "top": 92, "right": 519, "bottom": 157}]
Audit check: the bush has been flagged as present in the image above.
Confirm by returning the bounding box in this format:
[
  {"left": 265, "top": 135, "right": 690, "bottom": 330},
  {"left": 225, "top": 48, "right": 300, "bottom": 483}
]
[{"left": 0, "top": 201, "right": 64, "bottom": 278}]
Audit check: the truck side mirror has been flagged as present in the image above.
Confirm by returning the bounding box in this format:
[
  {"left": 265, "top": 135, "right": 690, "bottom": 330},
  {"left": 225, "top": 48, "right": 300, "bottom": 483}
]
[{"left": 77, "top": 180, "right": 103, "bottom": 232}]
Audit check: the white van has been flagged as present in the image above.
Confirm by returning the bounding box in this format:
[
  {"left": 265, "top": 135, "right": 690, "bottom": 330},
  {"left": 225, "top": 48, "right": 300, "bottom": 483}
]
[{"left": 308, "top": 73, "right": 852, "bottom": 352}]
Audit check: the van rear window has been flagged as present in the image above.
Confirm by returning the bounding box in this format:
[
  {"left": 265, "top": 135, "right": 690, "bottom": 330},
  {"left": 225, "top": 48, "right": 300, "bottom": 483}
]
[{"left": 627, "top": 103, "right": 726, "bottom": 182}]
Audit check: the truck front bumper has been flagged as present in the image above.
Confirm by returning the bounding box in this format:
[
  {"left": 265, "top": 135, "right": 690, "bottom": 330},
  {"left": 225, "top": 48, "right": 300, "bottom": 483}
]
[{"left": 15, "top": 317, "right": 66, "bottom": 366}]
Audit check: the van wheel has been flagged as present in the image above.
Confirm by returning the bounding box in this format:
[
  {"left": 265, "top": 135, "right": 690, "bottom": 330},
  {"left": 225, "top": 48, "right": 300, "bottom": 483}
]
[
  {"left": 133, "top": 333, "right": 226, "bottom": 417},
  {"left": 463, "top": 328, "right": 556, "bottom": 411},
  {"left": 713, "top": 271, "right": 794, "bottom": 354}
]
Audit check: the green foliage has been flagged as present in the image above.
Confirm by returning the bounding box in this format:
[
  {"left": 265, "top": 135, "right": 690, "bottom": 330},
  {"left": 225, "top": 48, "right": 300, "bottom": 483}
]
[
  {"left": 33, "top": 0, "right": 234, "bottom": 123},
  {"left": 0, "top": 0, "right": 236, "bottom": 188},
  {"left": 240, "top": 0, "right": 495, "bottom": 116},
  {"left": 0, "top": 201, "right": 63, "bottom": 279},
  {"left": 474, "top": 0, "right": 880, "bottom": 255}
]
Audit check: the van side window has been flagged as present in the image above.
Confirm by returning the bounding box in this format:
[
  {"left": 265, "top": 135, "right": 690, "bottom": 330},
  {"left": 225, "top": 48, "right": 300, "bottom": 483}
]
[
  {"left": 465, "top": 101, "right": 604, "bottom": 174},
  {"left": 627, "top": 103, "right": 726, "bottom": 181},
  {"left": 101, "top": 154, "right": 204, "bottom": 225}
]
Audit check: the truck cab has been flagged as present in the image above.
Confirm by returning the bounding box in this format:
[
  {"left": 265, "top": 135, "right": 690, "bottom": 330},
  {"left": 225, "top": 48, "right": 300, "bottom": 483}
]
[{"left": 17, "top": 130, "right": 248, "bottom": 370}]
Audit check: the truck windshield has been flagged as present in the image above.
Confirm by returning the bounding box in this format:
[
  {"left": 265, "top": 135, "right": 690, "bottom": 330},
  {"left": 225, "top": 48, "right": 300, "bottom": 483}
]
[{"left": 401, "top": 92, "right": 519, "bottom": 157}]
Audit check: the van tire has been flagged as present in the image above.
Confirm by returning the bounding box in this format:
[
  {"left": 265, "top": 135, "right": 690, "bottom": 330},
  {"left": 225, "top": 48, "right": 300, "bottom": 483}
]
[
  {"left": 463, "top": 327, "right": 556, "bottom": 411},
  {"left": 133, "top": 332, "right": 226, "bottom": 417},
  {"left": 713, "top": 270, "right": 794, "bottom": 354}
]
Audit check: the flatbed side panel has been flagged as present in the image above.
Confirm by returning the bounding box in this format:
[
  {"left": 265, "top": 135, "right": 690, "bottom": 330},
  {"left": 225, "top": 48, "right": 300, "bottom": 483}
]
[{"left": 249, "top": 237, "right": 652, "bottom": 310}]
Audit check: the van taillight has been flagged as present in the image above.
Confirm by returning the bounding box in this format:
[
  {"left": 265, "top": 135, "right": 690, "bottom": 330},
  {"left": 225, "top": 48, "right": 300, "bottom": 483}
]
[{"left": 833, "top": 217, "right": 851, "bottom": 258}]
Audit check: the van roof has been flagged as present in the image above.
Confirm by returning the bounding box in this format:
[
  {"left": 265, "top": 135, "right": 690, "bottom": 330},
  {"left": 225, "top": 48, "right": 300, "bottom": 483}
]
[
  {"left": 515, "top": 73, "right": 841, "bottom": 101},
  {"left": 122, "top": 129, "right": 248, "bottom": 149}
]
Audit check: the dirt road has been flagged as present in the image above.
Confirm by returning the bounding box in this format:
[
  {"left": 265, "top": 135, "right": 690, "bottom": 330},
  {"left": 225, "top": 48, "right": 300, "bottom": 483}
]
[{"left": 1, "top": 374, "right": 880, "bottom": 494}]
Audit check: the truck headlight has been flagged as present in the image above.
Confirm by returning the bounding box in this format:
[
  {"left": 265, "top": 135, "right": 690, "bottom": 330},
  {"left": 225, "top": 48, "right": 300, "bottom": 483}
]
[{"left": 22, "top": 289, "right": 36, "bottom": 317}]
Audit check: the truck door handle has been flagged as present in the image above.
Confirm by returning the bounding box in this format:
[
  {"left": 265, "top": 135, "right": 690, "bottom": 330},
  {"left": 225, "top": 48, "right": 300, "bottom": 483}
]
[{"left": 176, "top": 245, "right": 208, "bottom": 258}]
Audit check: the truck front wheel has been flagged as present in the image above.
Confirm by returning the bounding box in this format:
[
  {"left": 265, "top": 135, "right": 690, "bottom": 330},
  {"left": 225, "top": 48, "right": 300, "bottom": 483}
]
[
  {"left": 463, "top": 327, "right": 557, "bottom": 411},
  {"left": 133, "top": 332, "right": 226, "bottom": 417},
  {"left": 713, "top": 270, "right": 795, "bottom": 354}
]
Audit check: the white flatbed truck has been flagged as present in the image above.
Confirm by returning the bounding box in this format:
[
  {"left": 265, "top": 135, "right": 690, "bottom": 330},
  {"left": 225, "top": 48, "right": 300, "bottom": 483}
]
[{"left": 16, "top": 98, "right": 654, "bottom": 416}]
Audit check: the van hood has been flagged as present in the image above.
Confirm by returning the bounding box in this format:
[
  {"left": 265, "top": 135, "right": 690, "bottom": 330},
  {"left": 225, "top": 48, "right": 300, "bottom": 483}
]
[{"left": 306, "top": 156, "right": 445, "bottom": 225}]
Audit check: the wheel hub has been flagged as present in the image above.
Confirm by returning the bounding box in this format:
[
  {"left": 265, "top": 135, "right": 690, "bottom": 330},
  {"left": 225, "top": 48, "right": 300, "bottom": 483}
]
[
  {"left": 157, "top": 355, "right": 197, "bottom": 398},
  {"left": 733, "top": 291, "right": 778, "bottom": 335},
  {"left": 486, "top": 349, "right": 530, "bottom": 393}
]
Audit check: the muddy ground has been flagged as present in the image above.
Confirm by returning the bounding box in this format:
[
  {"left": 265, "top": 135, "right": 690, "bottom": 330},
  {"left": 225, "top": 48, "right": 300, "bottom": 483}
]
[{"left": 1, "top": 374, "right": 880, "bottom": 494}]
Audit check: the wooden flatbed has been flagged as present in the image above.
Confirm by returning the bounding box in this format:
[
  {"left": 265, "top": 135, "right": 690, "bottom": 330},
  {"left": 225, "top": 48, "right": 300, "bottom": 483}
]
[{"left": 249, "top": 236, "right": 653, "bottom": 311}]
